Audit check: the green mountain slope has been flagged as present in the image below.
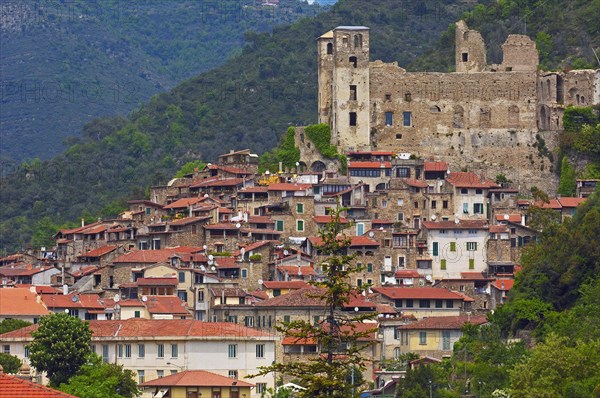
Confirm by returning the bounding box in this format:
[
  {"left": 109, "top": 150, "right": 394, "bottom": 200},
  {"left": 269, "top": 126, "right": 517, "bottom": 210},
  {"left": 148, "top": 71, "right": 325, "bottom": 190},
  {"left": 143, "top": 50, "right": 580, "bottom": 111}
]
[
  {"left": 409, "top": 0, "right": 600, "bottom": 71},
  {"left": 0, "top": 0, "right": 482, "bottom": 252},
  {"left": 0, "top": 0, "right": 323, "bottom": 162}
]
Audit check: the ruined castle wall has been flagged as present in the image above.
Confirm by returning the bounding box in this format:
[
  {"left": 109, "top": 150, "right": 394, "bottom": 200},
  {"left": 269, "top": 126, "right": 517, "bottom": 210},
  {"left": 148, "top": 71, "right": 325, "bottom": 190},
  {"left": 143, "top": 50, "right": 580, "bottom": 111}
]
[{"left": 368, "top": 64, "right": 558, "bottom": 193}]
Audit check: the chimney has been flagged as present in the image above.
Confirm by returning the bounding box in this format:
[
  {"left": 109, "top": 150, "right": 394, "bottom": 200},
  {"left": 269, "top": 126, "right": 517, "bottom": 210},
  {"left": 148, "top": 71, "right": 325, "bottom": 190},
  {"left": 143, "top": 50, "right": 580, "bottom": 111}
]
[
  {"left": 81, "top": 218, "right": 85, "bottom": 227},
  {"left": 521, "top": 213, "right": 526, "bottom": 226}
]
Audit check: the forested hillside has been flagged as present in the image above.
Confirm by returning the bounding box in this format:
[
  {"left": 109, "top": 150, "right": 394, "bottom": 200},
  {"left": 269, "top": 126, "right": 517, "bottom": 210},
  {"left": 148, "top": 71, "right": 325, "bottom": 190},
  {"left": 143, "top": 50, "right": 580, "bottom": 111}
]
[
  {"left": 409, "top": 0, "right": 600, "bottom": 71},
  {"left": 0, "top": 0, "right": 483, "bottom": 252},
  {"left": 0, "top": 0, "right": 323, "bottom": 162}
]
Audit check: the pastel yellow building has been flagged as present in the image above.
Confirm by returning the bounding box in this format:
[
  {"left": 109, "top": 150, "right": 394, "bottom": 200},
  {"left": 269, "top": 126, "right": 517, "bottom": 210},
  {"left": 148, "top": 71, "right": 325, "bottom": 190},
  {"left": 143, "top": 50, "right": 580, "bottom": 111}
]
[{"left": 140, "top": 369, "right": 254, "bottom": 398}]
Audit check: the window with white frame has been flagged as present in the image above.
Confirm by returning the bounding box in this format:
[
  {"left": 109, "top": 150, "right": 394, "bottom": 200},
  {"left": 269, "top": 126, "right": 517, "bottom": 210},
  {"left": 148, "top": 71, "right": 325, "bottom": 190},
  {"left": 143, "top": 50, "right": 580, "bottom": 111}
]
[
  {"left": 171, "top": 344, "right": 178, "bottom": 358},
  {"left": 228, "top": 344, "right": 237, "bottom": 358},
  {"left": 157, "top": 343, "right": 165, "bottom": 358},
  {"left": 256, "top": 344, "right": 265, "bottom": 358}
]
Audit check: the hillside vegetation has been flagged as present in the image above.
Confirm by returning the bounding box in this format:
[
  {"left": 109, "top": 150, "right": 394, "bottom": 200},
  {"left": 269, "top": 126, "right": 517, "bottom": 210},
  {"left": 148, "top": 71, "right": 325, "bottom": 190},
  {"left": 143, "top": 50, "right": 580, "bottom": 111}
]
[
  {"left": 409, "top": 0, "right": 600, "bottom": 71},
  {"left": 0, "top": 0, "right": 323, "bottom": 162},
  {"left": 1, "top": 0, "right": 483, "bottom": 252}
]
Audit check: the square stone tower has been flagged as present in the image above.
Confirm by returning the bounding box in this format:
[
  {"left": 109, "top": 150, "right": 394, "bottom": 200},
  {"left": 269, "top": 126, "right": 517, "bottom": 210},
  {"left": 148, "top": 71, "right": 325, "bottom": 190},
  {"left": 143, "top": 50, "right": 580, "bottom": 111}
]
[{"left": 318, "top": 26, "right": 371, "bottom": 151}]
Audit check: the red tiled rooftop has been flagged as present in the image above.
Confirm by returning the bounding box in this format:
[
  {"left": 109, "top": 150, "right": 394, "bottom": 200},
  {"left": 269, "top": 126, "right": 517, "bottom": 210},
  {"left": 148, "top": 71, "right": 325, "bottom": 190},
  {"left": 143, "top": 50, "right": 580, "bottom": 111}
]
[
  {"left": 141, "top": 369, "right": 254, "bottom": 388},
  {"left": 163, "top": 197, "right": 204, "bottom": 209},
  {"left": 489, "top": 225, "right": 509, "bottom": 233},
  {"left": 424, "top": 161, "right": 448, "bottom": 172},
  {"left": 262, "top": 281, "right": 309, "bottom": 290},
  {"left": 491, "top": 279, "right": 515, "bottom": 291},
  {"left": 495, "top": 214, "right": 522, "bottom": 223},
  {"left": 0, "top": 319, "right": 274, "bottom": 339},
  {"left": 190, "top": 178, "right": 245, "bottom": 189},
  {"left": 313, "top": 215, "right": 349, "bottom": 224},
  {"left": 557, "top": 197, "right": 586, "bottom": 208},
  {"left": 0, "top": 373, "right": 78, "bottom": 398},
  {"left": 267, "top": 183, "right": 312, "bottom": 191},
  {"left": 79, "top": 245, "right": 118, "bottom": 258},
  {"left": 169, "top": 216, "right": 210, "bottom": 226},
  {"left": 402, "top": 178, "right": 429, "bottom": 188},
  {"left": 447, "top": 172, "right": 498, "bottom": 189},
  {"left": 113, "top": 248, "right": 201, "bottom": 264},
  {"left": 308, "top": 235, "right": 380, "bottom": 247},
  {"left": 144, "top": 296, "right": 189, "bottom": 315},
  {"left": 0, "top": 288, "right": 49, "bottom": 316},
  {"left": 41, "top": 293, "right": 105, "bottom": 310},
  {"left": 394, "top": 269, "right": 421, "bottom": 278},
  {"left": 277, "top": 265, "right": 317, "bottom": 276}
]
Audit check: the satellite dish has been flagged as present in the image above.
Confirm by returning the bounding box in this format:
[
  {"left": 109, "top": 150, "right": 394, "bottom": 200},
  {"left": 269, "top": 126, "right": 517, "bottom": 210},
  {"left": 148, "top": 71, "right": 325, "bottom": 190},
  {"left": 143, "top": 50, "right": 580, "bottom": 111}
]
[
  {"left": 503, "top": 214, "right": 510, "bottom": 220},
  {"left": 455, "top": 218, "right": 460, "bottom": 224},
  {"left": 211, "top": 266, "right": 216, "bottom": 271},
  {"left": 431, "top": 214, "right": 437, "bottom": 220},
  {"left": 204, "top": 194, "right": 209, "bottom": 198},
  {"left": 71, "top": 295, "right": 79, "bottom": 302},
  {"left": 257, "top": 279, "right": 264, "bottom": 285},
  {"left": 283, "top": 250, "right": 289, "bottom": 256},
  {"left": 354, "top": 306, "right": 359, "bottom": 312},
  {"left": 142, "top": 296, "right": 148, "bottom": 302},
  {"left": 235, "top": 223, "right": 241, "bottom": 228},
  {"left": 208, "top": 254, "right": 214, "bottom": 261},
  {"left": 368, "top": 232, "right": 375, "bottom": 237},
  {"left": 114, "top": 294, "right": 120, "bottom": 303},
  {"left": 203, "top": 245, "right": 207, "bottom": 250},
  {"left": 425, "top": 275, "right": 433, "bottom": 282}
]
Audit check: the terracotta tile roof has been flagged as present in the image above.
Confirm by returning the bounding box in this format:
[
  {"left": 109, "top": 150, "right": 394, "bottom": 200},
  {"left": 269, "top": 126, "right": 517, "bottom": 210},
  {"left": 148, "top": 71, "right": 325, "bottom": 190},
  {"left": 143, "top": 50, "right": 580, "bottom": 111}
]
[
  {"left": 397, "top": 315, "right": 487, "bottom": 330},
  {"left": 247, "top": 216, "right": 274, "bottom": 224},
  {"left": 0, "top": 320, "right": 275, "bottom": 339},
  {"left": 141, "top": 369, "right": 254, "bottom": 388},
  {"left": 313, "top": 215, "right": 349, "bottom": 224},
  {"left": 0, "top": 288, "right": 49, "bottom": 316},
  {"left": 248, "top": 290, "right": 269, "bottom": 300},
  {"left": 447, "top": 172, "right": 498, "bottom": 189},
  {"left": 163, "top": 197, "right": 204, "bottom": 209},
  {"left": 372, "top": 287, "right": 467, "bottom": 300},
  {"left": 401, "top": 178, "right": 429, "bottom": 188},
  {"left": 267, "top": 183, "right": 312, "bottom": 191},
  {"left": 453, "top": 291, "right": 475, "bottom": 302},
  {"left": 169, "top": 216, "right": 210, "bottom": 226},
  {"left": 136, "top": 277, "right": 178, "bottom": 286},
  {"left": 82, "top": 225, "right": 107, "bottom": 235},
  {"left": 209, "top": 287, "right": 248, "bottom": 298},
  {"left": 0, "top": 373, "right": 78, "bottom": 398},
  {"left": 14, "top": 285, "right": 60, "bottom": 294},
  {"left": 210, "top": 165, "right": 253, "bottom": 176},
  {"left": 79, "top": 245, "right": 118, "bottom": 258},
  {"left": 58, "top": 221, "right": 102, "bottom": 236},
  {"left": 41, "top": 293, "right": 105, "bottom": 310},
  {"left": 308, "top": 236, "right": 380, "bottom": 247},
  {"left": 282, "top": 336, "right": 316, "bottom": 345},
  {"left": 424, "top": 161, "right": 448, "bottom": 172},
  {"left": 534, "top": 199, "right": 562, "bottom": 209},
  {"left": 421, "top": 220, "right": 488, "bottom": 230},
  {"left": 489, "top": 225, "right": 509, "bottom": 233},
  {"left": 238, "top": 186, "right": 269, "bottom": 193},
  {"left": 255, "top": 287, "right": 326, "bottom": 307},
  {"left": 348, "top": 161, "right": 392, "bottom": 169},
  {"left": 495, "top": 214, "right": 522, "bottom": 223},
  {"left": 459, "top": 272, "right": 488, "bottom": 280},
  {"left": 557, "top": 197, "right": 586, "bottom": 208},
  {"left": 237, "top": 240, "right": 276, "bottom": 254},
  {"left": 277, "top": 265, "right": 316, "bottom": 276},
  {"left": 144, "top": 296, "right": 189, "bottom": 315},
  {"left": 0, "top": 265, "right": 56, "bottom": 277},
  {"left": 376, "top": 303, "right": 398, "bottom": 314},
  {"left": 491, "top": 279, "right": 515, "bottom": 291},
  {"left": 262, "top": 281, "right": 309, "bottom": 290},
  {"left": 394, "top": 269, "right": 421, "bottom": 278},
  {"left": 214, "top": 257, "right": 239, "bottom": 269}
]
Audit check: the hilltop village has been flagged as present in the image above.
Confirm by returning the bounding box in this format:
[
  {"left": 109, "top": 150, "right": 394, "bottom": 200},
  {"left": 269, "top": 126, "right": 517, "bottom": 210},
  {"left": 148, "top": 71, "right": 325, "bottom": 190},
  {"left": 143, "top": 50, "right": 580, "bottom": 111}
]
[{"left": 1, "top": 22, "right": 599, "bottom": 397}]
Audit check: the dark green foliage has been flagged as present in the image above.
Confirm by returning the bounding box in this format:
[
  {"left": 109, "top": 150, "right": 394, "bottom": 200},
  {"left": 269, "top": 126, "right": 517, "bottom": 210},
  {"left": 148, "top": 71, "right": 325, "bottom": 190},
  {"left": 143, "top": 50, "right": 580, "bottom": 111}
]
[
  {"left": 505, "top": 189, "right": 600, "bottom": 314},
  {"left": 410, "top": 0, "right": 600, "bottom": 71},
  {"left": 174, "top": 160, "right": 206, "bottom": 178},
  {"left": 395, "top": 364, "right": 437, "bottom": 398},
  {"left": 1, "top": 0, "right": 323, "bottom": 162},
  {"left": 0, "top": 353, "right": 22, "bottom": 374},
  {"left": 304, "top": 124, "right": 347, "bottom": 174},
  {"left": 58, "top": 355, "right": 140, "bottom": 398},
  {"left": 259, "top": 127, "right": 300, "bottom": 173},
  {"left": 557, "top": 156, "right": 576, "bottom": 196},
  {"left": 0, "top": 319, "right": 32, "bottom": 335},
  {"left": 28, "top": 313, "right": 93, "bottom": 387}
]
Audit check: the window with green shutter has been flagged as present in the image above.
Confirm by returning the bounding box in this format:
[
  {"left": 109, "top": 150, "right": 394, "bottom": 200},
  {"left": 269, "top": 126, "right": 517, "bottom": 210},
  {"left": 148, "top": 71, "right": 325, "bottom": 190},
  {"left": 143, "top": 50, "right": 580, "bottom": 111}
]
[
  {"left": 367, "top": 263, "right": 373, "bottom": 272},
  {"left": 440, "top": 259, "right": 446, "bottom": 270},
  {"left": 296, "top": 203, "right": 304, "bottom": 214},
  {"left": 276, "top": 220, "right": 284, "bottom": 231},
  {"left": 450, "top": 242, "right": 456, "bottom": 252},
  {"left": 469, "top": 258, "right": 475, "bottom": 269},
  {"left": 432, "top": 242, "right": 439, "bottom": 256}
]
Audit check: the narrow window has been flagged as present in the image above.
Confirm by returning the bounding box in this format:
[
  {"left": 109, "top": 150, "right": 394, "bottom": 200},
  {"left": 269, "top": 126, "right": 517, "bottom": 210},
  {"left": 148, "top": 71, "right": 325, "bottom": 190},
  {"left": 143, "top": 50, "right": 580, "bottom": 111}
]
[
  {"left": 157, "top": 344, "right": 165, "bottom": 358},
  {"left": 349, "top": 112, "right": 357, "bottom": 126},
  {"left": 432, "top": 242, "right": 439, "bottom": 256},
  {"left": 419, "top": 331, "right": 427, "bottom": 345},
  {"left": 256, "top": 344, "right": 265, "bottom": 358},
  {"left": 385, "top": 112, "right": 393, "bottom": 126},
  {"left": 138, "top": 344, "right": 145, "bottom": 358},
  {"left": 171, "top": 344, "right": 178, "bottom": 358},
  {"left": 462, "top": 52, "right": 468, "bottom": 62},
  {"left": 228, "top": 344, "right": 237, "bottom": 358},
  {"left": 296, "top": 220, "right": 304, "bottom": 232},
  {"left": 138, "top": 370, "right": 145, "bottom": 384},
  {"left": 326, "top": 42, "right": 333, "bottom": 54},
  {"left": 403, "top": 112, "right": 412, "bottom": 126},
  {"left": 469, "top": 259, "right": 475, "bottom": 269},
  {"left": 296, "top": 203, "right": 304, "bottom": 214},
  {"left": 349, "top": 56, "right": 357, "bottom": 68},
  {"left": 441, "top": 259, "right": 447, "bottom": 270},
  {"left": 349, "top": 85, "right": 357, "bottom": 101},
  {"left": 450, "top": 242, "right": 456, "bottom": 252}
]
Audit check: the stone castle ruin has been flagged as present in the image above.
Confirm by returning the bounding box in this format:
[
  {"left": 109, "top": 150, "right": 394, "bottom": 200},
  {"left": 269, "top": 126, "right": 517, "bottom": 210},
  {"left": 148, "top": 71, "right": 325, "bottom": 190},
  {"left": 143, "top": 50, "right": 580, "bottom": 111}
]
[{"left": 314, "top": 21, "right": 599, "bottom": 193}]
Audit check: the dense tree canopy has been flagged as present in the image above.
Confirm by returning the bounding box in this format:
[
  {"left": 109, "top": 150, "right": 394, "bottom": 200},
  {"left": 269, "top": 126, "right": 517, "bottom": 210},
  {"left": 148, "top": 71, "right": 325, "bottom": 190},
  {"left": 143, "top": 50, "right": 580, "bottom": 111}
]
[{"left": 28, "top": 313, "right": 92, "bottom": 386}]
